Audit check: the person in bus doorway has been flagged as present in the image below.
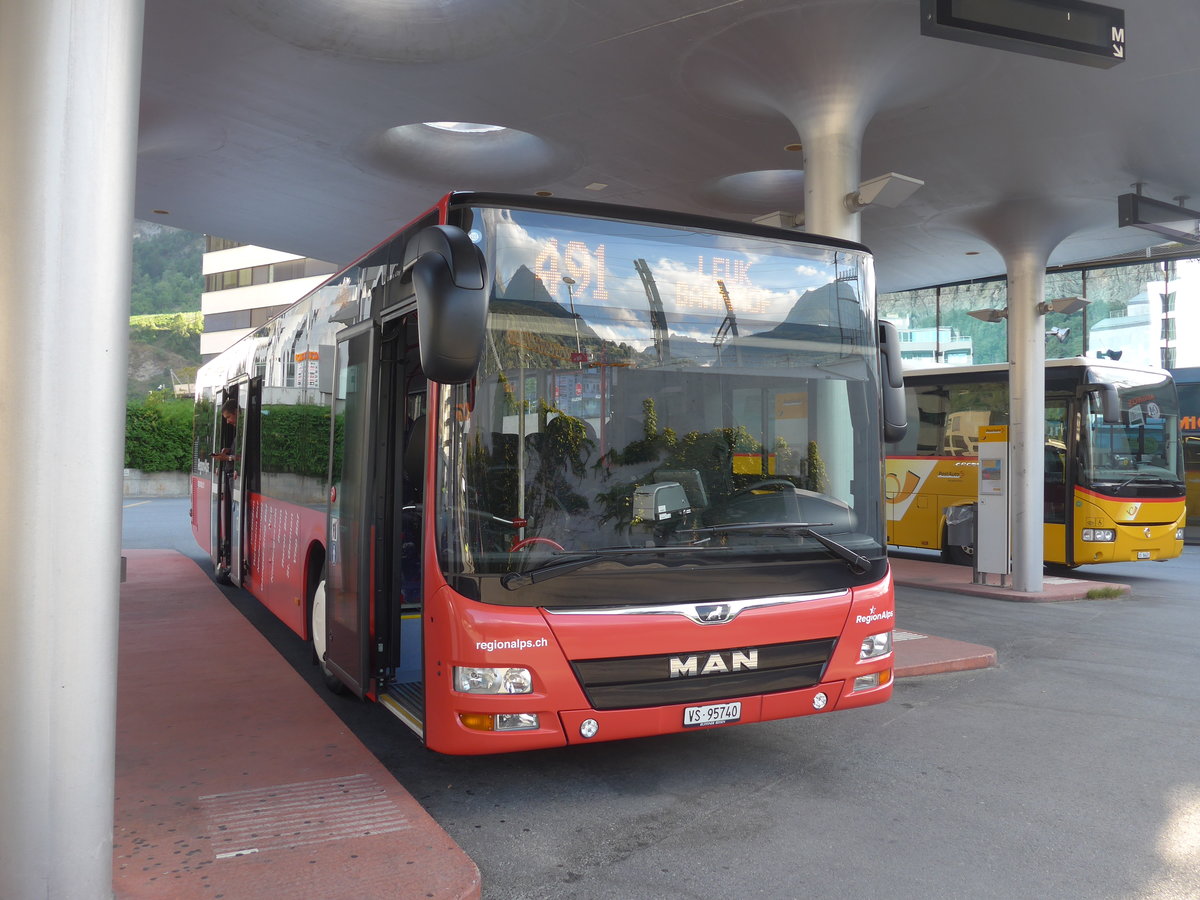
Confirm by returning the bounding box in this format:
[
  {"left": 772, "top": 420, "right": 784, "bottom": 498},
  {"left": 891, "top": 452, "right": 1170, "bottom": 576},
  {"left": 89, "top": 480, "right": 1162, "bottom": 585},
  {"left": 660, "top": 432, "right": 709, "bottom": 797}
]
[
  {"left": 212, "top": 399, "right": 238, "bottom": 463},
  {"left": 213, "top": 398, "right": 239, "bottom": 581}
]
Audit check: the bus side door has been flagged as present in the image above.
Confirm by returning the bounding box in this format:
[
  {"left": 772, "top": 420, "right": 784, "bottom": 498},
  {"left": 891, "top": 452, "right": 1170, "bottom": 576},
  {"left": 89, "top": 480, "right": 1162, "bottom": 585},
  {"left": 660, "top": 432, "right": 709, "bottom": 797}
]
[
  {"left": 229, "top": 377, "right": 260, "bottom": 586},
  {"left": 324, "top": 322, "right": 377, "bottom": 696}
]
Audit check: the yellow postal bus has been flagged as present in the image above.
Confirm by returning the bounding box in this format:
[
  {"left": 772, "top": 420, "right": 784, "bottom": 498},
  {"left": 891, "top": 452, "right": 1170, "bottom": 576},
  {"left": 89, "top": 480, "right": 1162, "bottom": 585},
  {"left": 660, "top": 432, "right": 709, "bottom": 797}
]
[
  {"left": 1172, "top": 366, "right": 1200, "bottom": 540},
  {"left": 887, "top": 358, "right": 1185, "bottom": 567}
]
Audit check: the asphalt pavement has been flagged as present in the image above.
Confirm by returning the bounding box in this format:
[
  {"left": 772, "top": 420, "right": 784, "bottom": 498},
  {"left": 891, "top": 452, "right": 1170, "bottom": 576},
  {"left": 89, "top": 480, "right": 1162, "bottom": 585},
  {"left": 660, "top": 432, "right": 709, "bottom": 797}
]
[{"left": 123, "top": 497, "right": 1200, "bottom": 900}]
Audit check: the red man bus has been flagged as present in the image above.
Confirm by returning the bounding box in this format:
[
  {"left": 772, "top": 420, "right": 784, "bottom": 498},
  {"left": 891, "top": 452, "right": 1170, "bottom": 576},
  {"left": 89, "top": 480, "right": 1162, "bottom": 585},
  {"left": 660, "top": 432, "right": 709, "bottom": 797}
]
[{"left": 192, "top": 192, "right": 907, "bottom": 754}]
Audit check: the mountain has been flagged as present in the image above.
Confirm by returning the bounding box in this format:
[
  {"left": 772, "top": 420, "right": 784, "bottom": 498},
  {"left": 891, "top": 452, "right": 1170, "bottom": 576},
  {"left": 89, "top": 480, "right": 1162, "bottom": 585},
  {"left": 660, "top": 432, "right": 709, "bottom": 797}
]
[
  {"left": 131, "top": 221, "right": 204, "bottom": 315},
  {"left": 128, "top": 222, "right": 204, "bottom": 398}
]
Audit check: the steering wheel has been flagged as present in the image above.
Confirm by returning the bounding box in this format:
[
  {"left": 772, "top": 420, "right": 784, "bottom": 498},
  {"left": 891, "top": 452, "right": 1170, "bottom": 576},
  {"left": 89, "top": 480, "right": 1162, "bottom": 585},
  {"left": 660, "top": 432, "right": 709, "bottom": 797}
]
[{"left": 511, "top": 536, "right": 565, "bottom": 552}]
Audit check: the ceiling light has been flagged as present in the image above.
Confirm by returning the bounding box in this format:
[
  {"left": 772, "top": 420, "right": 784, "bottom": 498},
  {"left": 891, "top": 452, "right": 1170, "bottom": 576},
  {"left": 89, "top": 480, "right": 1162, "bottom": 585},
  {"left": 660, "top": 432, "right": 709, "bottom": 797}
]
[
  {"left": 1037, "top": 296, "right": 1089, "bottom": 315},
  {"left": 752, "top": 211, "right": 801, "bottom": 229},
  {"left": 423, "top": 121, "right": 507, "bottom": 133},
  {"left": 845, "top": 172, "right": 924, "bottom": 212},
  {"left": 967, "top": 308, "right": 1007, "bottom": 323},
  {"left": 585, "top": 183, "right": 608, "bottom": 191}
]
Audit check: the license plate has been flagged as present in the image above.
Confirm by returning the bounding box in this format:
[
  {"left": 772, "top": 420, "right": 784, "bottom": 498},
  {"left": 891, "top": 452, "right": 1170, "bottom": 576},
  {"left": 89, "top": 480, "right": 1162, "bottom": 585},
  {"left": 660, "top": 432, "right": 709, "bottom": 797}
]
[
  {"left": 683, "top": 701, "right": 741, "bottom": 727},
  {"left": 1137, "top": 551, "right": 1151, "bottom": 559}
]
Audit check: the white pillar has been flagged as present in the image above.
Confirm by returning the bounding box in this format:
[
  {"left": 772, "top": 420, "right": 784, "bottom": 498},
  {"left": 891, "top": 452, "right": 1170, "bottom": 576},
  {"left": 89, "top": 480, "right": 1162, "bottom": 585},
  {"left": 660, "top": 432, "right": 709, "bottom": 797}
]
[
  {"left": 1003, "top": 249, "right": 1048, "bottom": 593},
  {"left": 967, "top": 197, "right": 1095, "bottom": 594},
  {"left": 803, "top": 129, "right": 862, "bottom": 244},
  {"left": 0, "top": 1, "right": 144, "bottom": 897},
  {"left": 802, "top": 128, "right": 862, "bottom": 501}
]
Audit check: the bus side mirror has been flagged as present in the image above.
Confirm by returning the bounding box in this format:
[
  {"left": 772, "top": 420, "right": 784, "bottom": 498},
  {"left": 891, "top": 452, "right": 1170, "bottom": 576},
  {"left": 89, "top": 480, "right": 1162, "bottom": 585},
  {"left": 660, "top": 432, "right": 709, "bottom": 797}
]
[
  {"left": 1081, "top": 383, "right": 1121, "bottom": 425},
  {"left": 406, "top": 225, "right": 488, "bottom": 384},
  {"left": 879, "top": 320, "right": 908, "bottom": 444}
]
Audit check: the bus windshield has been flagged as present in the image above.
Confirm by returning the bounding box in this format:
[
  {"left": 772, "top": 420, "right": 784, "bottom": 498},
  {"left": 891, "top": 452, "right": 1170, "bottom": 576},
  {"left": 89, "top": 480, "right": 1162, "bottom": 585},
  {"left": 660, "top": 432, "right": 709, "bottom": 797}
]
[
  {"left": 438, "top": 205, "right": 884, "bottom": 599},
  {"left": 1081, "top": 365, "right": 1184, "bottom": 490}
]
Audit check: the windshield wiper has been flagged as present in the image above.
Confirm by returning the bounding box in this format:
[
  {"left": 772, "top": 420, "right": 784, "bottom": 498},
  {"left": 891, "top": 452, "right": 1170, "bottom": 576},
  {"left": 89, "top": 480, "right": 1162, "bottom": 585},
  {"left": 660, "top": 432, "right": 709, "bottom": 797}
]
[
  {"left": 688, "top": 521, "right": 871, "bottom": 574},
  {"left": 1103, "top": 474, "right": 1183, "bottom": 492},
  {"left": 500, "top": 543, "right": 717, "bottom": 590}
]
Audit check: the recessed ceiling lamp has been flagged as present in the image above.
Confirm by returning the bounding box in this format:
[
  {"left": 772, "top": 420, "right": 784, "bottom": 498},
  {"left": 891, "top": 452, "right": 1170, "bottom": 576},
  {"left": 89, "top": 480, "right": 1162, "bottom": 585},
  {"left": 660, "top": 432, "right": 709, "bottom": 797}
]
[
  {"left": 152, "top": 209, "right": 169, "bottom": 215},
  {"left": 535, "top": 190, "right": 553, "bottom": 197},
  {"left": 424, "top": 121, "right": 507, "bottom": 133},
  {"left": 785, "top": 143, "right": 803, "bottom": 153}
]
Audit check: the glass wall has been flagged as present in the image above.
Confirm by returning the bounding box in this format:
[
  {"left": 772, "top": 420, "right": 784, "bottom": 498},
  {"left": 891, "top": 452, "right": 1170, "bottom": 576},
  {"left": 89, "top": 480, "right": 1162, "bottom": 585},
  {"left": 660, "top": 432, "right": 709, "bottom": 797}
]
[
  {"left": 881, "top": 252, "right": 1200, "bottom": 544},
  {"left": 881, "top": 256, "right": 1197, "bottom": 372}
]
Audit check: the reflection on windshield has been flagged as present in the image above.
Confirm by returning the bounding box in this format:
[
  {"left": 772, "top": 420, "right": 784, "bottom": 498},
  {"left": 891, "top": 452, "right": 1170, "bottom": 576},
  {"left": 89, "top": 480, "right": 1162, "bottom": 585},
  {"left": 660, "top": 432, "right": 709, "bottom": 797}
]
[
  {"left": 1082, "top": 369, "right": 1184, "bottom": 487},
  {"left": 439, "top": 206, "right": 884, "bottom": 587}
]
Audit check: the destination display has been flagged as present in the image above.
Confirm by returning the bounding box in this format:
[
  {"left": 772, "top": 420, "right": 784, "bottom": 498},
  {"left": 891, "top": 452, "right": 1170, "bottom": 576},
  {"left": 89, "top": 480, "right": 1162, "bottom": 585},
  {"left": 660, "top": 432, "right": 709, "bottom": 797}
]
[{"left": 921, "top": 0, "right": 1125, "bottom": 68}]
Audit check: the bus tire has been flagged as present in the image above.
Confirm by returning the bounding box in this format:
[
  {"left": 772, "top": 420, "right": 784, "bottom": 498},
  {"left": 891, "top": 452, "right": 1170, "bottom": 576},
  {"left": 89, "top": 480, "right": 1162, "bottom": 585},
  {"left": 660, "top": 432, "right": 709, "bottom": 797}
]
[
  {"left": 941, "top": 532, "right": 975, "bottom": 567},
  {"left": 310, "top": 574, "right": 350, "bottom": 695}
]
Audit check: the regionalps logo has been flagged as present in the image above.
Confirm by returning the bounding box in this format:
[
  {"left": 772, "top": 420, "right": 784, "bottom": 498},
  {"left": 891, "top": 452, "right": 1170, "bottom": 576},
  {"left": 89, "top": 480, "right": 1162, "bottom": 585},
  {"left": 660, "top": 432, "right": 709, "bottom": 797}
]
[{"left": 855, "top": 607, "right": 895, "bottom": 625}]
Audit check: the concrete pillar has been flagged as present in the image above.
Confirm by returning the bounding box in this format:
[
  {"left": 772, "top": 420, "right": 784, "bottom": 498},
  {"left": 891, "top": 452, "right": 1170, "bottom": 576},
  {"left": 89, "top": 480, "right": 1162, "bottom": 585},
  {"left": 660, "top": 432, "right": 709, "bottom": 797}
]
[
  {"left": 0, "top": 1, "right": 144, "bottom": 897},
  {"left": 1003, "top": 249, "right": 1049, "bottom": 593},
  {"left": 803, "top": 129, "right": 862, "bottom": 244},
  {"left": 969, "top": 198, "right": 1094, "bottom": 593},
  {"left": 802, "top": 127, "right": 862, "bottom": 501}
]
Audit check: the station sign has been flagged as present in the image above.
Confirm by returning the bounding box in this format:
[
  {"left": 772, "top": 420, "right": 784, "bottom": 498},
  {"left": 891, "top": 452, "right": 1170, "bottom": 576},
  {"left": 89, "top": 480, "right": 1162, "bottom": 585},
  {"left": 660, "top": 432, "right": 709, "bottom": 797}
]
[{"left": 921, "top": 0, "right": 1125, "bottom": 69}]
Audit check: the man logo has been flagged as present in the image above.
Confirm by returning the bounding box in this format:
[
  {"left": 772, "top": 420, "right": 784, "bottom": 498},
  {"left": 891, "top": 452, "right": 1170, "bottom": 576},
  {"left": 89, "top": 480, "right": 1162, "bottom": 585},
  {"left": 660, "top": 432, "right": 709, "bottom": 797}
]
[
  {"left": 669, "top": 649, "right": 759, "bottom": 678},
  {"left": 696, "top": 603, "right": 733, "bottom": 623}
]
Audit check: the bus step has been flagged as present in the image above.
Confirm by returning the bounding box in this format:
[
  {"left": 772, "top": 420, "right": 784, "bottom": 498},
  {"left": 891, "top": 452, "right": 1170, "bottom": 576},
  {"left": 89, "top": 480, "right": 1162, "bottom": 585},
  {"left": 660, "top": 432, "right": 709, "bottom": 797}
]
[{"left": 381, "top": 680, "right": 425, "bottom": 737}]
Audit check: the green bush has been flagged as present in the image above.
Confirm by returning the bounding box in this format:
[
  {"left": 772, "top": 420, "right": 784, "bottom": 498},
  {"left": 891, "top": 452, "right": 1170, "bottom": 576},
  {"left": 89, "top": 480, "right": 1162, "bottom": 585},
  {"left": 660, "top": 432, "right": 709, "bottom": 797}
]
[
  {"left": 261, "top": 404, "right": 339, "bottom": 479},
  {"left": 125, "top": 398, "right": 192, "bottom": 472}
]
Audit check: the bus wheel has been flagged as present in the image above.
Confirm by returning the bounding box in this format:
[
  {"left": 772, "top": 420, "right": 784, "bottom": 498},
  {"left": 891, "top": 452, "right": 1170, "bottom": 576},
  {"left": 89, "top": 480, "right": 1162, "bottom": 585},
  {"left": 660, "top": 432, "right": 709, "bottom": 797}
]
[
  {"left": 310, "top": 575, "right": 350, "bottom": 695},
  {"left": 941, "top": 533, "right": 975, "bottom": 567}
]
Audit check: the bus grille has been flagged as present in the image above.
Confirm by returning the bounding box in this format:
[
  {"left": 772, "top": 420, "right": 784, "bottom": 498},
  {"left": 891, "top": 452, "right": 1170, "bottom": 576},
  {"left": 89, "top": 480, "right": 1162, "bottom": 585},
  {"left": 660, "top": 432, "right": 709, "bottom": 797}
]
[{"left": 570, "top": 638, "right": 837, "bottom": 710}]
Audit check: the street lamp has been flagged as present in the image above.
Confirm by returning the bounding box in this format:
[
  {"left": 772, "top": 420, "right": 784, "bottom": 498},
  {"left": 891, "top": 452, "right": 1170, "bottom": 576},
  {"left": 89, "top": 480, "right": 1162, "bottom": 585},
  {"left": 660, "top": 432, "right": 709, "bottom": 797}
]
[{"left": 562, "top": 276, "right": 582, "bottom": 364}]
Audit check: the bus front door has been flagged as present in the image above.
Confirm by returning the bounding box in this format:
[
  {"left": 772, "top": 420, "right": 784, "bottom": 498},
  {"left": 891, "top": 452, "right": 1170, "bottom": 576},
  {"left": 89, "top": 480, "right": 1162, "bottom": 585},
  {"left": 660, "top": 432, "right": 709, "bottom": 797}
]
[
  {"left": 377, "top": 315, "right": 426, "bottom": 726},
  {"left": 228, "top": 378, "right": 260, "bottom": 586},
  {"left": 324, "top": 323, "right": 376, "bottom": 697},
  {"left": 213, "top": 380, "right": 250, "bottom": 584}
]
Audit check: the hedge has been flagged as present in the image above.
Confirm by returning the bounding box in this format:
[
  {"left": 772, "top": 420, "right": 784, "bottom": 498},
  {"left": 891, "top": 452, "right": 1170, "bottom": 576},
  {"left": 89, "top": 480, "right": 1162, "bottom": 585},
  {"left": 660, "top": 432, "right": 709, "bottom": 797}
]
[
  {"left": 261, "top": 404, "right": 341, "bottom": 480},
  {"left": 126, "top": 397, "right": 344, "bottom": 477},
  {"left": 125, "top": 399, "right": 192, "bottom": 472}
]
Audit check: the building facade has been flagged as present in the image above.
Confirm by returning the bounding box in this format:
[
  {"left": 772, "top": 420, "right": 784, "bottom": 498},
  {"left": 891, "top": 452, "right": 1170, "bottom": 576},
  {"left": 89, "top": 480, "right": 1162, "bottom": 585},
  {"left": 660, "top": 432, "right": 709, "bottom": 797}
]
[{"left": 201, "top": 237, "right": 337, "bottom": 362}]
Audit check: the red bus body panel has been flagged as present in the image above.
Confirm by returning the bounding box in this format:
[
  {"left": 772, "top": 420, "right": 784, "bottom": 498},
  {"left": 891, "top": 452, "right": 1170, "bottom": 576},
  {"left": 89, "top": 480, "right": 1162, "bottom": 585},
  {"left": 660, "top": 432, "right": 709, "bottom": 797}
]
[
  {"left": 421, "top": 571, "right": 894, "bottom": 755},
  {"left": 191, "top": 476, "right": 325, "bottom": 638}
]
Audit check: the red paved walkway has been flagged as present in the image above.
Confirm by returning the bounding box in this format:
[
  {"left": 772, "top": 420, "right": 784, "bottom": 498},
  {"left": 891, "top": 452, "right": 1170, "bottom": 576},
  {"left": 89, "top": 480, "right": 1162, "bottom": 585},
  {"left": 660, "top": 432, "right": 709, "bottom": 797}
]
[
  {"left": 116, "top": 550, "right": 1103, "bottom": 896},
  {"left": 889, "top": 555, "right": 1130, "bottom": 602},
  {"left": 114, "top": 550, "right": 480, "bottom": 900}
]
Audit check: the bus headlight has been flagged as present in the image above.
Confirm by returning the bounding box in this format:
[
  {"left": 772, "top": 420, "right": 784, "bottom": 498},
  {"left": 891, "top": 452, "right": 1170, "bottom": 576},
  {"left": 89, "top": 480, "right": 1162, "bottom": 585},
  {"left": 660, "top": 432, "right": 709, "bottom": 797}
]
[
  {"left": 1082, "top": 528, "right": 1115, "bottom": 542},
  {"left": 454, "top": 666, "right": 533, "bottom": 694},
  {"left": 458, "top": 712, "right": 540, "bottom": 731},
  {"left": 1177, "top": 528, "right": 1185, "bottom": 541},
  {"left": 854, "top": 670, "right": 893, "bottom": 692},
  {"left": 860, "top": 631, "right": 892, "bottom": 660}
]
